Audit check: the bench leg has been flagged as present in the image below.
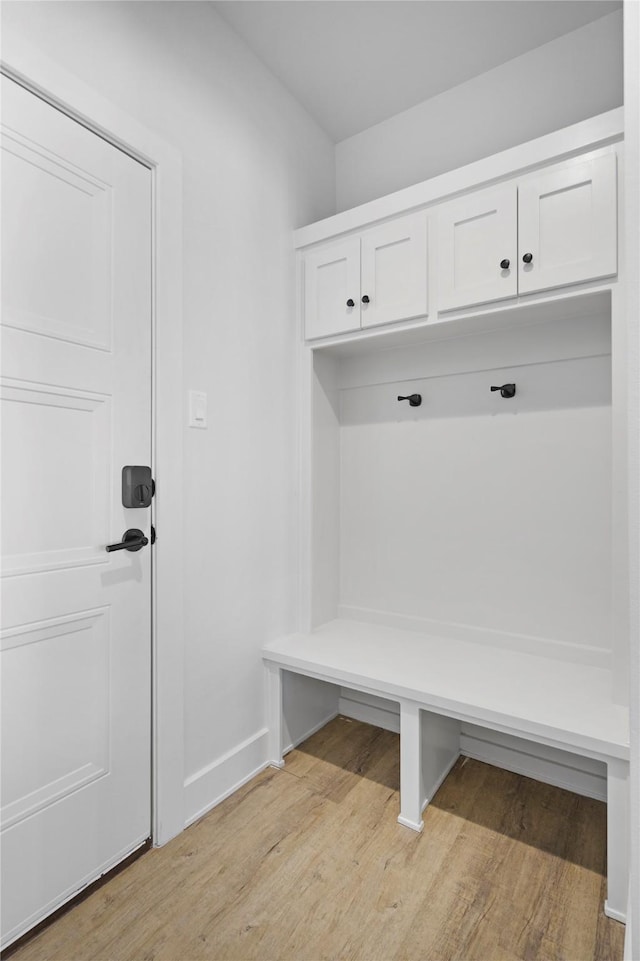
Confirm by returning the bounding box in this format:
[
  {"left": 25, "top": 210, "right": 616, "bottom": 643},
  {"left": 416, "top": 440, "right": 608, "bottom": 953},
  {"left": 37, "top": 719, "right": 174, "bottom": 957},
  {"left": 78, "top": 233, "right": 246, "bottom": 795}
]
[
  {"left": 398, "top": 701, "right": 424, "bottom": 832},
  {"left": 265, "top": 663, "right": 285, "bottom": 768},
  {"left": 604, "top": 758, "right": 629, "bottom": 922}
]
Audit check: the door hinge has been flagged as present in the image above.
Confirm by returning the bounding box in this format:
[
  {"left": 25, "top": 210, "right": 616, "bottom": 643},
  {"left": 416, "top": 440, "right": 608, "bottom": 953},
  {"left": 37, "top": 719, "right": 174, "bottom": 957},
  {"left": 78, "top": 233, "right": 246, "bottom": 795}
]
[{"left": 151, "top": 525, "right": 156, "bottom": 545}]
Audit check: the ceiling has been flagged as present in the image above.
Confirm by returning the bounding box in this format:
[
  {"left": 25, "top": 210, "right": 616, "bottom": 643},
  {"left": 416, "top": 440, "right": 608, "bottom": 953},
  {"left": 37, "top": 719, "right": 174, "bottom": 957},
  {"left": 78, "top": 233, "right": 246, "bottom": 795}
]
[{"left": 212, "top": 0, "right": 621, "bottom": 142}]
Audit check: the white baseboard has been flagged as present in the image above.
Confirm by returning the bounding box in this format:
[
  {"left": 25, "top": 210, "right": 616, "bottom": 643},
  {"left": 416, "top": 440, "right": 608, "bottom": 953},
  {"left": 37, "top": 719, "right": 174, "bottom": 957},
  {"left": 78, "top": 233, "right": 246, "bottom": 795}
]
[
  {"left": 397, "top": 814, "right": 423, "bottom": 832},
  {"left": 184, "top": 728, "right": 270, "bottom": 828},
  {"left": 605, "top": 900, "right": 627, "bottom": 924},
  {"left": 338, "top": 691, "right": 607, "bottom": 802},
  {"left": 184, "top": 709, "right": 341, "bottom": 829},
  {"left": 460, "top": 727, "right": 607, "bottom": 802}
]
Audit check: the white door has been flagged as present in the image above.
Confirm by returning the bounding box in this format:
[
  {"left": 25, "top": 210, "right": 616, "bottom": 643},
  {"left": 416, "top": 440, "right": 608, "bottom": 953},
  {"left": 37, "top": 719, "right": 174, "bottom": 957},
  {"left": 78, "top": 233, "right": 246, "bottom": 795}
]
[
  {"left": 303, "top": 236, "right": 361, "bottom": 339},
  {"left": 437, "top": 184, "right": 517, "bottom": 311},
  {"left": 0, "top": 76, "right": 152, "bottom": 948},
  {"left": 360, "top": 212, "right": 428, "bottom": 329},
  {"left": 518, "top": 153, "right": 617, "bottom": 294}
]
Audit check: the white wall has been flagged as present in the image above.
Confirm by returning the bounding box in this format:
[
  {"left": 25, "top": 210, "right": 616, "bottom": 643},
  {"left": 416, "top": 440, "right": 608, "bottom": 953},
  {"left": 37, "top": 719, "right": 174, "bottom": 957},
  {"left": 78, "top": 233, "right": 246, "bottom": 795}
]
[
  {"left": 340, "top": 402, "right": 612, "bottom": 652},
  {"left": 336, "top": 10, "right": 623, "bottom": 211},
  {"left": 0, "top": 1, "right": 336, "bottom": 823},
  {"left": 335, "top": 315, "right": 613, "bottom": 660}
]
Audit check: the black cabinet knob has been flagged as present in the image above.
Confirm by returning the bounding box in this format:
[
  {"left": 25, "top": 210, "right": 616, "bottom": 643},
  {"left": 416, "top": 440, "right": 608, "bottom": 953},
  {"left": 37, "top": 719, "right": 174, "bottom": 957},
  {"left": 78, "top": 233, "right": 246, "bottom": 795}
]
[
  {"left": 500, "top": 259, "right": 510, "bottom": 270},
  {"left": 346, "top": 298, "right": 355, "bottom": 308},
  {"left": 361, "top": 295, "right": 370, "bottom": 304},
  {"left": 522, "top": 252, "right": 533, "bottom": 264}
]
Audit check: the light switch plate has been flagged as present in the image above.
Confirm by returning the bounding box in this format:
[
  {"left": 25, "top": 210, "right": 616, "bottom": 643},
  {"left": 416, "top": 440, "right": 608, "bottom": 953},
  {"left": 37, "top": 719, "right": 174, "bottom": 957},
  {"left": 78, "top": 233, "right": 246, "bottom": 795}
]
[{"left": 188, "top": 390, "right": 207, "bottom": 429}]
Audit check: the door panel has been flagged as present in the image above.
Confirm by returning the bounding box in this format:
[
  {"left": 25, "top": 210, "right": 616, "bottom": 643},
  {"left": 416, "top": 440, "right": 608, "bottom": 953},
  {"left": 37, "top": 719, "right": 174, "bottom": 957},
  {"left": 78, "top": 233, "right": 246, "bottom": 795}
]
[
  {"left": 1, "top": 381, "right": 110, "bottom": 575},
  {"left": 0, "top": 76, "right": 152, "bottom": 949},
  {"left": 438, "top": 184, "right": 517, "bottom": 311},
  {"left": 1, "top": 609, "right": 110, "bottom": 830},
  {"left": 304, "top": 237, "right": 360, "bottom": 339},
  {"left": 518, "top": 154, "right": 617, "bottom": 294},
  {"left": 1, "top": 132, "right": 112, "bottom": 349},
  {"left": 360, "top": 213, "right": 428, "bottom": 328}
]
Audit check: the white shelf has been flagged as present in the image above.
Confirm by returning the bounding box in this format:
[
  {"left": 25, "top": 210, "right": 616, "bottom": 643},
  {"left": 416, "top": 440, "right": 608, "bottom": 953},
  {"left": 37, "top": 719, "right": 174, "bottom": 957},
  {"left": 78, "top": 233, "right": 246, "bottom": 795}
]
[
  {"left": 309, "top": 288, "right": 612, "bottom": 358},
  {"left": 263, "top": 618, "right": 629, "bottom": 763}
]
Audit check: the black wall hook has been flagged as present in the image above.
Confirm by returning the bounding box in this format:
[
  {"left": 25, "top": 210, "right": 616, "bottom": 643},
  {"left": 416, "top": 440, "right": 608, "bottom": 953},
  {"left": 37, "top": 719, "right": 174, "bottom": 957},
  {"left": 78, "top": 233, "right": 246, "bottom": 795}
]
[
  {"left": 397, "top": 394, "right": 422, "bottom": 407},
  {"left": 490, "top": 383, "right": 516, "bottom": 399}
]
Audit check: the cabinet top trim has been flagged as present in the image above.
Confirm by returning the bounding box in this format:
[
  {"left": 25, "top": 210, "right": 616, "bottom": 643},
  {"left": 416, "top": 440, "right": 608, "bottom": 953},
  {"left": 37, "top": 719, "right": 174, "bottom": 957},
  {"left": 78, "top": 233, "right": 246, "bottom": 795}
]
[{"left": 294, "top": 107, "right": 624, "bottom": 250}]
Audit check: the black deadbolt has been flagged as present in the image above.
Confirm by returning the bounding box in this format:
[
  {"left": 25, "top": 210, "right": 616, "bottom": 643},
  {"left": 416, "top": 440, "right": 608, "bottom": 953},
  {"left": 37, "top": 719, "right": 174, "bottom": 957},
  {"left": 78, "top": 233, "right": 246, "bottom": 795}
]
[
  {"left": 122, "top": 466, "right": 154, "bottom": 508},
  {"left": 398, "top": 394, "right": 422, "bottom": 407}
]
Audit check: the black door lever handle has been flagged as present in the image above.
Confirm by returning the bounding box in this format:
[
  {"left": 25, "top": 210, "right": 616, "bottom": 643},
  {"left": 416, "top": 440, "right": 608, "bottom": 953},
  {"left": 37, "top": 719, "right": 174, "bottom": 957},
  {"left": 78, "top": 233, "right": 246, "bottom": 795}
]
[
  {"left": 106, "top": 528, "right": 149, "bottom": 553},
  {"left": 490, "top": 383, "right": 516, "bottom": 398}
]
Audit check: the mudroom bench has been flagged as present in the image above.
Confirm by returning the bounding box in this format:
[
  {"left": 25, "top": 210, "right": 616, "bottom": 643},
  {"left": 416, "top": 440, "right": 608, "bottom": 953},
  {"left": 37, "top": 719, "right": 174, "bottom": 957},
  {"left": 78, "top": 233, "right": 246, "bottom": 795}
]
[{"left": 263, "top": 619, "right": 630, "bottom": 922}]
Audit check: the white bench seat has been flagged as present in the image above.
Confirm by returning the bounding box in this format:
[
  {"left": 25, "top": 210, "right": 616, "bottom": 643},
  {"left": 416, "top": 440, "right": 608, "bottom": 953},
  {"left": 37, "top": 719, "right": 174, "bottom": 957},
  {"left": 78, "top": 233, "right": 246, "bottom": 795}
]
[
  {"left": 264, "top": 618, "right": 628, "bottom": 761},
  {"left": 263, "top": 618, "right": 630, "bottom": 922}
]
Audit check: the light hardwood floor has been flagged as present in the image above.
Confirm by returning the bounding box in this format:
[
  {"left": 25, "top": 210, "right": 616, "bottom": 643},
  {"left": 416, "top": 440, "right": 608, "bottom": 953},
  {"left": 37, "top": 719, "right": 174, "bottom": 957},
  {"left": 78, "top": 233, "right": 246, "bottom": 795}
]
[{"left": 8, "top": 717, "right": 624, "bottom": 961}]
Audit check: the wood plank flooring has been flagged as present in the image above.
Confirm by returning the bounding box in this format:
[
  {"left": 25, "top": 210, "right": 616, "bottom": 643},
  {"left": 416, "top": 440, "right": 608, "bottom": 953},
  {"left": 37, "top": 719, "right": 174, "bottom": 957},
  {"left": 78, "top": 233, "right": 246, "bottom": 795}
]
[{"left": 8, "top": 717, "right": 624, "bottom": 961}]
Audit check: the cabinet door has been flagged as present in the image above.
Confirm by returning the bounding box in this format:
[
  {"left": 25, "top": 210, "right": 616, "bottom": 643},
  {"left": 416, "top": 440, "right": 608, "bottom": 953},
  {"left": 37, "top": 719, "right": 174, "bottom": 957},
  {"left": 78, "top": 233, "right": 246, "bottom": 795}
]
[
  {"left": 518, "top": 154, "right": 617, "bottom": 295},
  {"left": 304, "top": 237, "right": 361, "bottom": 339},
  {"left": 360, "top": 213, "right": 428, "bottom": 329},
  {"left": 437, "top": 184, "right": 517, "bottom": 311}
]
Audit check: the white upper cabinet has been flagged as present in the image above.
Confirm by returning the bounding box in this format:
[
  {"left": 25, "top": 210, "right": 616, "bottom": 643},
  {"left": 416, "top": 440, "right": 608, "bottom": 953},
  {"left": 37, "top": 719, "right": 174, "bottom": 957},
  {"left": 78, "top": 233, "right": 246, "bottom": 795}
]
[
  {"left": 437, "top": 184, "right": 518, "bottom": 311},
  {"left": 304, "top": 236, "right": 361, "bottom": 340},
  {"left": 302, "top": 146, "right": 618, "bottom": 338},
  {"left": 438, "top": 152, "right": 617, "bottom": 311},
  {"left": 360, "top": 213, "right": 428, "bottom": 329},
  {"left": 303, "top": 213, "right": 428, "bottom": 339},
  {"left": 518, "top": 154, "right": 617, "bottom": 295}
]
